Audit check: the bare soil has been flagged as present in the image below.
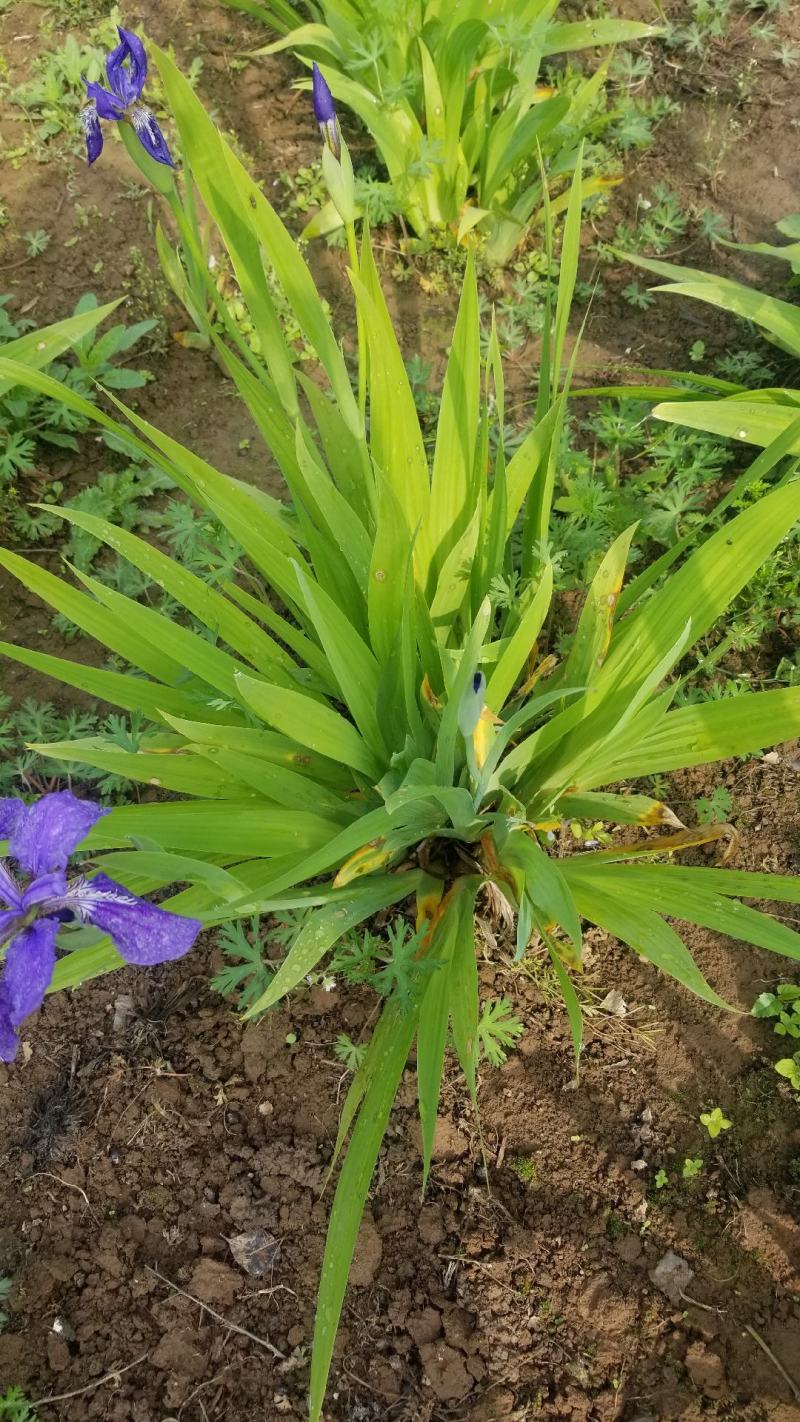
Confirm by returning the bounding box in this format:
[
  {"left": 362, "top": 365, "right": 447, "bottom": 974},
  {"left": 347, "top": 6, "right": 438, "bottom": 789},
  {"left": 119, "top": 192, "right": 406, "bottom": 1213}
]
[{"left": 1, "top": 2, "right": 799, "bottom": 1418}]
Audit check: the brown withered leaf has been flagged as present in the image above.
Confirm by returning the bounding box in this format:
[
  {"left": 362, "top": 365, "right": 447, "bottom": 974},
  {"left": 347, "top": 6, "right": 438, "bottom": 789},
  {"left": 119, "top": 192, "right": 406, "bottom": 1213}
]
[{"left": 226, "top": 1231, "right": 281, "bottom": 1278}]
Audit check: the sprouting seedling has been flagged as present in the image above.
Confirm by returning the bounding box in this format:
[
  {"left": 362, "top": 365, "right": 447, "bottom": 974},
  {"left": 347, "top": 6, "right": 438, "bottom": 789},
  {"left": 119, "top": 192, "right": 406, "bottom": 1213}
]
[
  {"left": 775, "top": 1054, "right": 800, "bottom": 1091},
  {"left": 699, "top": 1107, "right": 732, "bottom": 1139},
  {"left": 752, "top": 984, "right": 800, "bottom": 1039}
]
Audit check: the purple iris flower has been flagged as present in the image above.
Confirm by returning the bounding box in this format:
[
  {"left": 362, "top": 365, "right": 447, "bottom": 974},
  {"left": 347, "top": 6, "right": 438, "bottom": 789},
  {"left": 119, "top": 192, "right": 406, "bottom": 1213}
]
[
  {"left": 0, "top": 791, "right": 201, "bottom": 1063},
  {"left": 81, "top": 26, "right": 175, "bottom": 168},
  {"left": 312, "top": 62, "right": 340, "bottom": 160}
]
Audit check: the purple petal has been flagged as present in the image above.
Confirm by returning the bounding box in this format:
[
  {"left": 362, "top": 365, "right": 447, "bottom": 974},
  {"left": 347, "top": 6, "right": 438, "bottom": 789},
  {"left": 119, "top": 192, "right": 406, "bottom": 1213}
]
[
  {"left": 84, "top": 79, "right": 125, "bottom": 121},
  {"left": 72, "top": 872, "right": 201, "bottom": 966},
  {"left": 8, "top": 792, "right": 109, "bottom": 877},
  {"left": 0, "top": 860, "right": 22, "bottom": 912},
  {"left": 82, "top": 103, "right": 104, "bottom": 165},
  {"left": 107, "top": 26, "right": 148, "bottom": 106},
  {"left": 1, "top": 918, "right": 58, "bottom": 1025},
  {"left": 0, "top": 911, "right": 20, "bottom": 948},
  {"left": 21, "top": 871, "right": 68, "bottom": 912},
  {"left": 312, "top": 62, "right": 336, "bottom": 124},
  {"left": 0, "top": 798, "right": 25, "bottom": 841},
  {"left": 130, "top": 107, "right": 175, "bottom": 167},
  {"left": 0, "top": 990, "right": 19, "bottom": 1063}
]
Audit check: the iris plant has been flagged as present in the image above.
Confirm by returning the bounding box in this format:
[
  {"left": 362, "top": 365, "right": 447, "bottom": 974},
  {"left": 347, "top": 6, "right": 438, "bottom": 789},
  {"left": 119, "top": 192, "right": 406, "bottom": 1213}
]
[
  {"left": 0, "top": 792, "right": 201, "bottom": 1062},
  {"left": 82, "top": 27, "right": 174, "bottom": 168}
]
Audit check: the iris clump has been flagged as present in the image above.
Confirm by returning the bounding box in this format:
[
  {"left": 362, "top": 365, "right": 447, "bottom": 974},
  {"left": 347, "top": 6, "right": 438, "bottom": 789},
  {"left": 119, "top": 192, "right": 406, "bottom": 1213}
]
[
  {"left": 81, "top": 26, "right": 174, "bottom": 168},
  {"left": 0, "top": 792, "right": 201, "bottom": 1062}
]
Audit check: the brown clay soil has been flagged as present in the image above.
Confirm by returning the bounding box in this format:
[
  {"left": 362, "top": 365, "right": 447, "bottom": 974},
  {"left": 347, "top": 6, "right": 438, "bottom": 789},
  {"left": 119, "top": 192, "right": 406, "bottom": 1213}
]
[{"left": 1, "top": 1, "right": 800, "bottom": 1418}]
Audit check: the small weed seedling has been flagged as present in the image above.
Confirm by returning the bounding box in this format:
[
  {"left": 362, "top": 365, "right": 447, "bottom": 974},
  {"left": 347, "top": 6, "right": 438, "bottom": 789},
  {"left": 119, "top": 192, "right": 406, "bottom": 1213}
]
[
  {"left": 334, "top": 1033, "right": 366, "bottom": 1072},
  {"left": 23, "top": 229, "right": 51, "bottom": 258},
  {"left": 509, "top": 1155, "right": 538, "bottom": 1185},
  {"left": 682, "top": 1156, "right": 704, "bottom": 1179},
  {"left": 211, "top": 917, "right": 276, "bottom": 1013},
  {"left": 0, "top": 695, "right": 137, "bottom": 802},
  {"left": 775, "top": 1054, "right": 800, "bottom": 1091},
  {"left": 622, "top": 281, "right": 656, "bottom": 311},
  {"left": 694, "top": 786, "right": 733, "bottom": 824},
  {"left": 0, "top": 291, "right": 157, "bottom": 537},
  {"left": 700, "top": 1108, "right": 732, "bottom": 1139},
  {"left": 477, "top": 998, "right": 525, "bottom": 1066},
  {"left": 0, "top": 1389, "right": 36, "bottom": 1422},
  {"left": 752, "top": 984, "right": 800, "bottom": 1038},
  {"left": 752, "top": 985, "right": 800, "bottom": 1094}
]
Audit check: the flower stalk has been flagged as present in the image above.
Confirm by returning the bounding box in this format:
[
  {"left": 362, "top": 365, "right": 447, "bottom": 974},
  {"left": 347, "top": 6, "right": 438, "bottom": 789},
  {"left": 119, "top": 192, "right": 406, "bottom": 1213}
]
[{"left": 313, "top": 63, "right": 366, "bottom": 419}]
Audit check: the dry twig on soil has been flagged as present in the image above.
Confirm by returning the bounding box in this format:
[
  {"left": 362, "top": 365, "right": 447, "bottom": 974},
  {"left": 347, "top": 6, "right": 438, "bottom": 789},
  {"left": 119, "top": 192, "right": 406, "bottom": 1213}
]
[{"left": 145, "top": 1264, "right": 286, "bottom": 1359}]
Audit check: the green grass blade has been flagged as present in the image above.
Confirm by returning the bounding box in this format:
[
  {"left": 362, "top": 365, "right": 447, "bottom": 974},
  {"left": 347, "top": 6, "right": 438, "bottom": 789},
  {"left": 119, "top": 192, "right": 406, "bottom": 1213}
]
[
  {"left": 560, "top": 526, "right": 635, "bottom": 688},
  {"left": 30, "top": 737, "right": 253, "bottom": 799},
  {"left": 448, "top": 878, "right": 481, "bottom": 1106},
  {"left": 235, "top": 672, "right": 382, "bottom": 778},
  {"left": 369, "top": 475, "right": 413, "bottom": 666},
  {"left": 351, "top": 250, "right": 431, "bottom": 570},
  {"left": 542, "top": 18, "right": 661, "bottom": 53},
  {"left": 0, "top": 640, "right": 237, "bottom": 726},
  {"left": 0, "top": 300, "right": 122, "bottom": 396},
  {"left": 309, "top": 1001, "right": 418, "bottom": 1422},
  {"left": 192, "top": 746, "right": 357, "bottom": 820},
  {"left": 620, "top": 251, "right": 800, "bottom": 357},
  {"left": 154, "top": 44, "right": 361, "bottom": 433},
  {"left": 417, "top": 906, "right": 459, "bottom": 1191},
  {"left": 502, "top": 830, "right": 582, "bottom": 960},
  {"left": 294, "top": 565, "right": 385, "bottom": 755},
  {"left": 45, "top": 506, "right": 296, "bottom": 682},
  {"left": 547, "top": 944, "right": 583, "bottom": 1079},
  {"left": 84, "top": 801, "right": 339, "bottom": 857},
  {"left": 486, "top": 563, "right": 553, "bottom": 711},
  {"left": 599, "top": 688, "right": 800, "bottom": 782},
  {"left": 160, "top": 713, "right": 352, "bottom": 788},
  {"left": 428, "top": 250, "right": 481, "bottom": 575},
  {"left": 0, "top": 548, "right": 185, "bottom": 685},
  {"left": 569, "top": 877, "right": 732, "bottom": 1010},
  {"left": 599, "top": 482, "right": 800, "bottom": 699},
  {"left": 574, "top": 864, "right": 800, "bottom": 962},
  {"left": 654, "top": 398, "right": 800, "bottom": 453}
]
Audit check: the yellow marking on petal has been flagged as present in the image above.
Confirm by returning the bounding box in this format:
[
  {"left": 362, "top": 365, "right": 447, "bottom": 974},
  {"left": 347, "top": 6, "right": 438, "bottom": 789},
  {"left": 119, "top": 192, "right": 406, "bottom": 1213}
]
[{"left": 332, "top": 837, "right": 391, "bottom": 888}]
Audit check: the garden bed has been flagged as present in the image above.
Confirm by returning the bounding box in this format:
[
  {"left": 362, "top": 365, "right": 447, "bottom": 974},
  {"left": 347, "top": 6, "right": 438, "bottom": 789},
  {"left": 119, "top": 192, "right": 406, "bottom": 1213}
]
[{"left": 1, "top": 1, "right": 799, "bottom": 1418}]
